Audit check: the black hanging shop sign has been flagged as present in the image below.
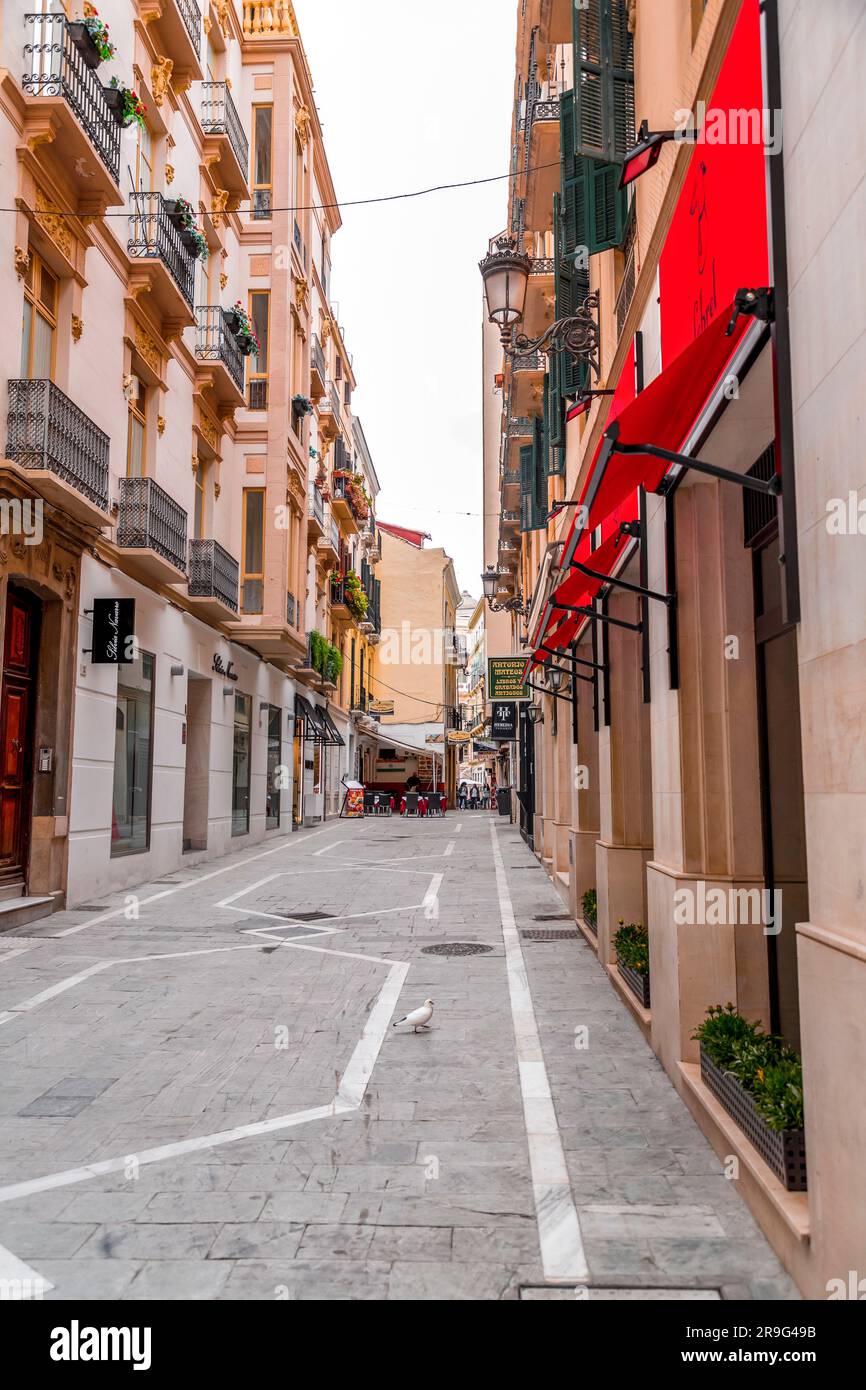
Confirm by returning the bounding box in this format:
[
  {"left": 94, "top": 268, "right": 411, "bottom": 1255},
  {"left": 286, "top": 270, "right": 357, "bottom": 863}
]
[
  {"left": 491, "top": 701, "right": 517, "bottom": 741},
  {"left": 89, "top": 598, "right": 135, "bottom": 665}
]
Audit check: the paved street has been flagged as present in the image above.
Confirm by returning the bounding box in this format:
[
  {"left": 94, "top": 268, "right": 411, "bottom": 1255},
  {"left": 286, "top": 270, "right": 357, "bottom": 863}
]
[{"left": 0, "top": 814, "right": 798, "bottom": 1301}]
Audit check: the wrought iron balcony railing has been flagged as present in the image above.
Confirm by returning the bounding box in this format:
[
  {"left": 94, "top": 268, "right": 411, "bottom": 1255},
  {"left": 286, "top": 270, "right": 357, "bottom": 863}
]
[
  {"left": 118, "top": 476, "right": 188, "bottom": 573},
  {"left": 321, "top": 514, "right": 340, "bottom": 553},
  {"left": 188, "top": 538, "right": 239, "bottom": 611},
  {"left": 174, "top": 0, "right": 202, "bottom": 54},
  {"left": 508, "top": 416, "right": 532, "bottom": 437},
  {"left": 311, "top": 334, "right": 326, "bottom": 381},
  {"left": 308, "top": 481, "right": 324, "bottom": 528},
  {"left": 6, "top": 378, "right": 109, "bottom": 511},
  {"left": 252, "top": 189, "right": 271, "bottom": 220},
  {"left": 502, "top": 468, "right": 520, "bottom": 485},
  {"left": 530, "top": 257, "right": 555, "bottom": 275},
  {"left": 329, "top": 380, "right": 341, "bottom": 418},
  {"left": 513, "top": 351, "right": 542, "bottom": 372},
  {"left": 286, "top": 590, "right": 297, "bottom": 627},
  {"left": 200, "top": 81, "right": 248, "bottom": 176},
  {"left": 332, "top": 471, "right": 367, "bottom": 524},
  {"left": 195, "top": 307, "right": 244, "bottom": 391},
  {"left": 248, "top": 379, "right": 267, "bottom": 410},
  {"left": 615, "top": 207, "right": 638, "bottom": 340},
  {"left": 128, "top": 192, "right": 196, "bottom": 307},
  {"left": 22, "top": 14, "right": 121, "bottom": 184}
]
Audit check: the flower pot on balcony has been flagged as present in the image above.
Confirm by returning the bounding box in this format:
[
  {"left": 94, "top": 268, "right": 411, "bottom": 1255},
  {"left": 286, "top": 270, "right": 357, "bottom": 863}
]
[
  {"left": 67, "top": 22, "right": 102, "bottom": 70},
  {"left": 237, "top": 338, "right": 257, "bottom": 356},
  {"left": 103, "top": 86, "right": 133, "bottom": 128},
  {"left": 224, "top": 308, "right": 242, "bottom": 335},
  {"left": 699, "top": 1048, "right": 807, "bottom": 1191}
]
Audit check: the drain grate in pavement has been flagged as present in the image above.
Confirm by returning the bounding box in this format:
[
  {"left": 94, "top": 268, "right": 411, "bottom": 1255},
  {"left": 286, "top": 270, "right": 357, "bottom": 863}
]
[
  {"left": 520, "top": 929, "right": 581, "bottom": 941},
  {"left": 421, "top": 942, "right": 494, "bottom": 957},
  {"left": 280, "top": 910, "right": 334, "bottom": 922},
  {"left": 69, "top": 905, "right": 110, "bottom": 912},
  {"left": 533, "top": 913, "right": 572, "bottom": 922}
]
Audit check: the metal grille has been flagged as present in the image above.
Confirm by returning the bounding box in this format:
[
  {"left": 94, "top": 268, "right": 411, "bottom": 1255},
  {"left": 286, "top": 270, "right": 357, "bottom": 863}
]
[
  {"left": 128, "top": 192, "right": 195, "bottom": 307},
  {"left": 188, "top": 538, "right": 239, "bottom": 611},
  {"left": 743, "top": 443, "right": 778, "bottom": 547},
  {"left": 252, "top": 189, "right": 271, "bottom": 220},
  {"left": 420, "top": 943, "right": 494, "bottom": 957},
  {"left": 118, "top": 476, "right": 188, "bottom": 573},
  {"left": 200, "top": 81, "right": 249, "bottom": 175},
  {"left": 530, "top": 257, "right": 555, "bottom": 275},
  {"left": 520, "top": 930, "right": 581, "bottom": 941},
  {"left": 195, "top": 307, "right": 244, "bottom": 391},
  {"left": 308, "top": 482, "right": 324, "bottom": 528},
  {"left": 174, "top": 0, "right": 202, "bottom": 53},
  {"left": 508, "top": 417, "right": 532, "bottom": 437},
  {"left": 286, "top": 590, "right": 297, "bottom": 626},
  {"left": 513, "top": 352, "right": 542, "bottom": 372},
  {"left": 615, "top": 205, "right": 637, "bottom": 339},
  {"left": 22, "top": 14, "right": 121, "bottom": 183},
  {"left": 6, "top": 378, "right": 109, "bottom": 511},
  {"left": 248, "top": 379, "right": 268, "bottom": 410},
  {"left": 311, "top": 335, "right": 326, "bottom": 382}
]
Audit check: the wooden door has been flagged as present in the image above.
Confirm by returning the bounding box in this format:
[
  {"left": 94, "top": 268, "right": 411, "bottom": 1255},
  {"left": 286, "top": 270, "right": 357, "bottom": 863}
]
[{"left": 0, "top": 590, "right": 39, "bottom": 879}]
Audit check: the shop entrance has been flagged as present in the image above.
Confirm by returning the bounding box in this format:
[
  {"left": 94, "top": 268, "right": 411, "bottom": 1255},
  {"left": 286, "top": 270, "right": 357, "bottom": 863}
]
[
  {"left": 0, "top": 585, "right": 40, "bottom": 892},
  {"left": 182, "top": 673, "right": 211, "bottom": 852}
]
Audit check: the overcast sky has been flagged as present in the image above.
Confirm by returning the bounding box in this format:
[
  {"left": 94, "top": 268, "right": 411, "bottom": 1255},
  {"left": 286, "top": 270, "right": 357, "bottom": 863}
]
[{"left": 294, "top": 0, "right": 517, "bottom": 598}]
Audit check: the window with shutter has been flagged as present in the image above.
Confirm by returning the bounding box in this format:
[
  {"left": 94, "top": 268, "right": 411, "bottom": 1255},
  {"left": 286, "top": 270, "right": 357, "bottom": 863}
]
[
  {"left": 574, "top": 0, "right": 635, "bottom": 164},
  {"left": 561, "top": 91, "right": 628, "bottom": 260},
  {"left": 554, "top": 188, "right": 589, "bottom": 400},
  {"left": 548, "top": 353, "right": 564, "bottom": 448}
]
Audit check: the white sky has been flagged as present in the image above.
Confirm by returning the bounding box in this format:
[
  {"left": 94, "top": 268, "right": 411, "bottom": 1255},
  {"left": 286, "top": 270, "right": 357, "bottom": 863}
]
[{"left": 294, "top": 0, "right": 517, "bottom": 596}]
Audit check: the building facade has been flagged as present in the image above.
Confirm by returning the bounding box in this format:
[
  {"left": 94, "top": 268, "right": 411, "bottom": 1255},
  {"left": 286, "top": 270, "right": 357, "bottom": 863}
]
[
  {"left": 484, "top": 0, "right": 866, "bottom": 1297},
  {"left": 0, "top": 0, "right": 383, "bottom": 910}
]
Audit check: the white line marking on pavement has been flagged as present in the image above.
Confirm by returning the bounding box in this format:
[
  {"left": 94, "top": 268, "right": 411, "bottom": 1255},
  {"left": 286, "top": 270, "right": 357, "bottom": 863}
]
[
  {"left": 0, "top": 1240, "right": 53, "bottom": 1298},
  {"left": 422, "top": 874, "right": 443, "bottom": 918},
  {"left": 489, "top": 822, "right": 588, "bottom": 1285},
  {"left": 53, "top": 825, "right": 334, "bottom": 937},
  {"left": 444, "top": 840, "right": 455, "bottom": 857},
  {"left": 313, "top": 840, "right": 343, "bottom": 856},
  {"left": 454, "top": 822, "right": 463, "bottom": 832}
]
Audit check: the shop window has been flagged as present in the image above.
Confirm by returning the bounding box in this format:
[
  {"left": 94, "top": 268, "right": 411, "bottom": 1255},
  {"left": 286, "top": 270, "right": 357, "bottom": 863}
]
[
  {"left": 232, "top": 692, "right": 251, "bottom": 836},
  {"left": 21, "top": 251, "right": 57, "bottom": 380},
  {"left": 247, "top": 290, "right": 269, "bottom": 409},
  {"left": 241, "top": 488, "right": 264, "bottom": 612},
  {"left": 266, "top": 704, "right": 281, "bottom": 829},
  {"left": 252, "top": 105, "right": 273, "bottom": 220},
  {"left": 111, "top": 649, "right": 154, "bottom": 857},
  {"left": 126, "top": 376, "right": 148, "bottom": 477}
]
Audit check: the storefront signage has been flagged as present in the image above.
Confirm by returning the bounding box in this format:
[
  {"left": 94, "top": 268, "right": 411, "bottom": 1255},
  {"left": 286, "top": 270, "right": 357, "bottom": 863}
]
[
  {"left": 446, "top": 730, "right": 471, "bottom": 745},
  {"left": 213, "top": 654, "right": 238, "bottom": 681},
  {"left": 487, "top": 657, "right": 530, "bottom": 701},
  {"left": 90, "top": 598, "right": 135, "bottom": 665},
  {"left": 368, "top": 699, "right": 395, "bottom": 715},
  {"left": 491, "top": 701, "right": 517, "bottom": 740}
]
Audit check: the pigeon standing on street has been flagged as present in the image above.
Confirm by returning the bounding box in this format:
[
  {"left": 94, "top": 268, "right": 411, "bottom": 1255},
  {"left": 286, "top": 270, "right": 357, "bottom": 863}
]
[{"left": 393, "top": 999, "right": 434, "bottom": 1033}]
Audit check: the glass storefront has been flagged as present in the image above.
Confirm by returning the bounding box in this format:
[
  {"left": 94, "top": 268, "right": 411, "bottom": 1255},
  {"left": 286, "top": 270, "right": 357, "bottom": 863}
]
[
  {"left": 232, "top": 693, "right": 251, "bottom": 836},
  {"left": 111, "top": 650, "right": 154, "bottom": 857}
]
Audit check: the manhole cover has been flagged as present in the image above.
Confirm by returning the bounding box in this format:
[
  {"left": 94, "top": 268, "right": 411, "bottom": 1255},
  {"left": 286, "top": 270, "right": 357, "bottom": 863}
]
[
  {"left": 281, "top": 910, "right": 334, "bottom": 922},
  {"left": 520, "top": 930, "right": 581, "bottom": 941},
  {"left": 420, "top": 942, "right": 494, "bottom": 957},
  {"left": 533, "top": 913, "right": 571, "bottom": 922}
]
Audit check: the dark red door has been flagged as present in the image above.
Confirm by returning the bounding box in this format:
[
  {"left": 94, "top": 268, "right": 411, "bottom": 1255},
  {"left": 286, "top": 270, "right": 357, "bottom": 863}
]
[{"left": 0, "top": 590, "right": 39, "bottom": 880}]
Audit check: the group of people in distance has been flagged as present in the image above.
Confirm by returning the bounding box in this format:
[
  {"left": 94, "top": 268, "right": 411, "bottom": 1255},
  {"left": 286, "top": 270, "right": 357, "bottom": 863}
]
[{"left": 457, "top": 780, "right": 491, "bottom": 810}]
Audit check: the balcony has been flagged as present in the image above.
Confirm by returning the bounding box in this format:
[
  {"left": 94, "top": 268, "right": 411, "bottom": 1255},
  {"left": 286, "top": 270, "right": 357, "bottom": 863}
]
[
  {"left": 199, "top": 82, "right": 249, "bottom": 199},
  {"left": 127, "top": 192, "right": 197, "bottom": 326},
  {"left": 522, "top": 38, "right": 567, "bottom": 227},
  {"left": 21, "top": 14, "right": 124, "bottom": 205},
  {"left": 502, "top": 510, "right": 520, "bottom": 526},
  {"left": 310, "top": 335, "right": 326, "bottom": 400},
  {"left": 510, "top": 350, "right": 545, "bottom": 415},
  {"left": 307, "top": 481, "right": 325, "bottom": 540},
  {"left": 149, "top": 0, "right": 203, "bottom": 85},
  {"left": 317, "top": 512, "right": 340, "bottom": 566},
  {"left": 329, "top": 573, "right": 353, "bottom": 622},
  {"left": 194, "top": 307, "right": 245, "bottom": 406},
  {"left": 4, "top": 378, "right": 110, "bottom": 527},
  {"left": 286, "top": 591, "right": 299, "bottom": 628},
  {"left": 186, "top": 538, "right": 239, "bottom": 621},
  {"left": 331, "top": 472, "right": 362, "bottom": 534},
  {"left": 117, "top": 476, "right": 188, "bottom": 584},
  {"left": 615, "top": 207, "right": 638, "bottom": 342}
]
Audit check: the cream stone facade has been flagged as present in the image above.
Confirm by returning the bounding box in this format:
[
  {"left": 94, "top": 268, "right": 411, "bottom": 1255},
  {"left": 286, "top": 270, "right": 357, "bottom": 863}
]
[
  {"left": 0, "top": 0, "right": 384, "bottom": 907},
  {"left": 483, "top": 0, "right": 866, "bottom": 1298}
]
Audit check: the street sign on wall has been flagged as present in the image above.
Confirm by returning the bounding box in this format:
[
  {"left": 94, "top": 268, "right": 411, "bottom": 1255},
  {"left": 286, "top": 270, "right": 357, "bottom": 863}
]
[{"left": 487, "top": 657, "right": 530, "bottom": 701}]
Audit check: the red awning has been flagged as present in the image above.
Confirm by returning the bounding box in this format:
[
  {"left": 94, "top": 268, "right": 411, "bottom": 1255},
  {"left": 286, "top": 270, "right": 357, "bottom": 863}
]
[{"left": 529, "top": 305, "right": 749, "bottom": 667}]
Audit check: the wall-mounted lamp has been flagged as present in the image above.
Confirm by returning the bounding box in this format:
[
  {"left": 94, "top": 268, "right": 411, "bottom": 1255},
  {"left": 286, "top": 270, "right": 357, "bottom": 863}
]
[
  {"left": 479, "top": 235, "right": 600, "bottom": 375},
  {"left": 481, "top": 565, "right": 527, "bottom": 616},
  {"left": 526, "top": 704, "right": 544, "bottom": 726},
  {"left": 170, "top": 664, "right": 184, "bottom": 677},
  {"left": 546, "top": 662, "right": 568, "bottom": 695},
  {"left": 619, "top": 119, "right": 683, "bottom": 189},
  {"left": 223, "top": 685, "right": 235, "bottom": 697},
  {"left": 259, "top": 700, "right": 269, "bottom": 714}
]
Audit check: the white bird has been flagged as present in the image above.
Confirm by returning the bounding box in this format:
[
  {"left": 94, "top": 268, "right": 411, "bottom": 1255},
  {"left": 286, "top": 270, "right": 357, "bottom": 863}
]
[{"left": 393, "top": 999, "right": 434, "bottom": 1033}]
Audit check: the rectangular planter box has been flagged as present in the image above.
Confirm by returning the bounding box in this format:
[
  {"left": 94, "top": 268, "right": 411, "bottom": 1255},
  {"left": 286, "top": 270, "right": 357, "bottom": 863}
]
[
  {"left": 583, "top": 912, "right": 597, "bottom": 937},
  {"left": 616, "top": 956, "right": 650, "bottom": 1008},
  {"left": 699, "top": 1048, "right": 807, "bottom": 1192}
]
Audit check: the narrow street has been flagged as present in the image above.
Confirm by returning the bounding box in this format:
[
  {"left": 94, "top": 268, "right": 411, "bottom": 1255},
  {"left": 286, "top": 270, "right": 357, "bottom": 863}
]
[{"left": 0, "top": 815, "right": 797, "bottom": 1301}]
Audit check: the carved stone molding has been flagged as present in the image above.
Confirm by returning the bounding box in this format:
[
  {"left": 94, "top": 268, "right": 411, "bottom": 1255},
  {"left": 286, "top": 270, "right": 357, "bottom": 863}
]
[
  {"left": 157, "top": 415, "right": 166, "bottom": 435},
  {"left": 219, "top": 271, "right": 228, "bottom": 290},
  {"left": 295, "top": 104, "right": 312, "bottom": 148},
  {"left": 14, "top": 246, "right": 30, "bottom": 279},
  {"left": 165, "top": 163, "right": 175, "bottom": 185},
  {"left": 35, "top": 188, "right": 75, "bottom": 261},
  {"left": 211, "top": 188, "right": 229, "bottom": 226},
  {"left": 71, "top": 315, "right": 83, "bottom": 342},
  {"left": 294, "top": 276, "right": 309, "bottom": 312},
  {"left": 134, "top": 324, "right": 163, "bottom": 374},
  {"left": 151, "top": 56, "right": 174, "bottom": 107}
]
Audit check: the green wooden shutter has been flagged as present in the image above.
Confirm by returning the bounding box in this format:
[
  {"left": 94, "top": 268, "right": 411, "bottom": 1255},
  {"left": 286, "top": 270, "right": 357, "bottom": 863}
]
[
  {"left": 548, "top": 352, "right": 564, "bottom": 447},
  {"left": 531, "top": 417, "right": 547, "bottom": 529},
  {"left": 519, "top": 441, "right": 533, "bottom": 532},
  {"left": 574, "top": 0, "right": 635, "bottom": 163}
]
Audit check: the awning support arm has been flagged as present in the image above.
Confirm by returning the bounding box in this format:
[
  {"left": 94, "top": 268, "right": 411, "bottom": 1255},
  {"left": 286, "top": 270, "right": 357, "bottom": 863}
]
[
  {"left": 537, "top": 642, "right": 604, "bottom": 672},
  {"left": 613, "top": 440, "right": 782, "bottom": 496},
  {"left": 552, "top": 601, "right": 642, "bottom": 634},
  {"left": 568, "top": 556, "right": 675, "bottom": 606}
]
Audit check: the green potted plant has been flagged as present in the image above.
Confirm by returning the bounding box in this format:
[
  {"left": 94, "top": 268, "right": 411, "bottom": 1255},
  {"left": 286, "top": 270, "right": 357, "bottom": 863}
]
[
  {"left": 104, "top": 77, "right": 146, "bottom": 129},
  {"left": 613, "top": 919, "right": 650, "bottom": 1007},
  {"left": 581, "top": 887, "right": 597, "bottom": 935},
  {"left": 69, "top": 10, "right": 116, "bottom": 69},
  {"left": 692, "top": 1004, "right": 806, "bottom": 1191},
  {"left": 292, "top": 394, "right": 314, "bottom": 420},
  {"left": 343, "top": 570, "right": 368, "bottom": 621},
  {"left": 226, "top": 301, "right": 259, "bottom": 356}
]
